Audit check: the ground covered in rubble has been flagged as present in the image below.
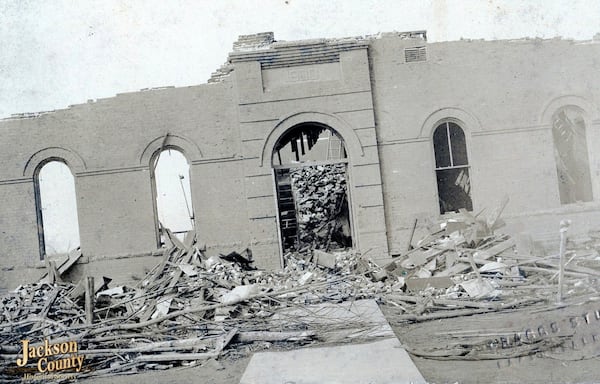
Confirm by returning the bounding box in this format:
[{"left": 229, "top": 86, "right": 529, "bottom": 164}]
[
  {"left": 80, "top": 343, "right": 600, "bottom": 384},
  {"left": 2, "top": 205, "right": 600, "bottom": 383}
]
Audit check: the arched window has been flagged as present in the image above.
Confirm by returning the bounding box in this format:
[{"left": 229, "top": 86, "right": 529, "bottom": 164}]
[
  {"left": 151, "top": 148, "right": 195, "bottom": 246},
  {"left": 552, "top": 106, "right": 593, "bottom": 204},
  {"left": 272, "top": 123, "right": 352, "bottom": 255},
  {"left": 433, "top": 121, "right": 473, "bottom": 214},
  {"left": 34, "top": 160, "right": 81, "bottom": 259}
]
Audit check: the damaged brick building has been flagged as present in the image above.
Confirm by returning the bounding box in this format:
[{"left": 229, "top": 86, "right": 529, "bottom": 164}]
[{"left": 1, "top": 31, "right": 600, "bottom": 289}]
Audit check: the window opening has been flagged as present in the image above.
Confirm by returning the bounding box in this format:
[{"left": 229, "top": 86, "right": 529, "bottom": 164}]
[
  {"left": 433, "top": 122, "right": 473, "bottom": 214},
  {"left": 152, "top": 148, "right": 195, "bottom": 246},
  {"left": 272, "top": 125, "right": 347, "bottom": 165},
  {"left": 35, "top": 160, "right": 81, "bottom": 259},
  {"left": 552, "top": 107, "right": 593, "bottom": 204},
  {"left": 272, "top": 124, "right": 352, "bottom": 257}
]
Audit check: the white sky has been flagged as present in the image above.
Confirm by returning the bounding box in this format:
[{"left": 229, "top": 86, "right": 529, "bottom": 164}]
[
  {"left": 1, "top": 0, "right": 599, "bottom": 118},
  {"left": 1, "top": 0, "right": 599, "bottom": 253}
]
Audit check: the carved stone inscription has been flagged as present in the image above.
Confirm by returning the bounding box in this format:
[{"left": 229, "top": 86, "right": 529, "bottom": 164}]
[{"left": 262, "top": 62, "right": 340, "bottom": 91}]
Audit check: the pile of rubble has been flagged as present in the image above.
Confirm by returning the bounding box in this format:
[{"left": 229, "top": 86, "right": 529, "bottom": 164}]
[
  {"left": 382, "top": 206, "right": 600, "bottom": 323},
  {"left": 2, "top": 200, "right": 600, "bottom": 381},
  {"left": 290, "top": 163, "right": 351, "bottom": 251},
  {"left": 0, "top": 231, "right": 387, "bottom": 382}
]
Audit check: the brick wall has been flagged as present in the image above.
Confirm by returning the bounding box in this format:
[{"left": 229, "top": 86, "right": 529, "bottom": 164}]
[
  {"left": 369, "top": 34, "right": 600, "bottom": 253},
  {"left": 0, "top": 78, "right": 246, "bottom": 288},
  {"left": 1, "top": 32, "right": 599, "bottom": 288}
]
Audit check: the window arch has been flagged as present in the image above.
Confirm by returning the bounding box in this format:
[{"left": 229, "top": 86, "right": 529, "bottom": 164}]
[
  {"left": 34, "top": 160, "right": 81, "bottom": 259},
  {"left": 433, "top": 121, "right": 473, "bottom": 214},
  {"left": 552, "top": 106, "right": 593, "bottom": 204}
]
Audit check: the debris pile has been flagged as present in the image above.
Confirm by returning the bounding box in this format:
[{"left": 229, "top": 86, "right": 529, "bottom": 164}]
[
  {"left": 2, "top": 200, "right": 600, "bottom": 380},
  {"left": 290, "top": 163, "right": 351, "bottom": 251},
  {"left": 382, "top": 206, "right": 600, "bottom": 323},
  {"left": 0, "top": 231, "right": 387, "bottom": 382}
]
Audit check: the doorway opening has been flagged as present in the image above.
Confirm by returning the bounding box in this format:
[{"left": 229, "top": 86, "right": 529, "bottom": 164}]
[
  {"left": 34, "top": 160, "right": 81, "bottom": 259},
  {"left": 151, "top": 148, "right": 195, "bottom": 246},
  {"left": 272, "top": 123, "right": 353, "bottom": 257}
]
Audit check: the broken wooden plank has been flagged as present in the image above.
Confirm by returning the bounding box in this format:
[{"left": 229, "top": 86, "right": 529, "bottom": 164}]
[
  {"left": 38, "top": 248, "right": 83, "bottom": 283},
  {"left": 134, "top": 351, "right": 219, "bottom": 362},
  {"left": 236, "top": 330, "right": 316, "bottom": 343},
  {"left": 400, "top": 248, "right": 445, "bottom": 269},
  {"left": 314, "top": 249, "right": 336, "bottom": 269},
  {"left": 472, "top": 238, "right": 516, "bottom": 262},
  {"left": 405, "top": 277, "right": 454, "bottom": 292},
  {"left": 85, "top": 276, "right": 95, "bottom": 325},
  {"left": 435, "top": 262, "right": 470, "bottom": 277},
  {"left": 407, "top": 218, "right": 418, "bottom": 251},
  {"left": 165, "top": 228, "right": 188, "bottom": 251},
  {"left": 182, "top": 230, "right": 196, "bottom": 253},
  {"left": 486, "top": 195, "right": 509, "bottom": 230}
]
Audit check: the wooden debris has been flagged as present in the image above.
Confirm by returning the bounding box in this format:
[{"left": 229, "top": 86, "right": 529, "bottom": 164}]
[
  {"left": 314, "top": 249, "right": 337, "bottom": 269},
  {"left": 290, "top": 164, "right": 351, "bottom": 251},
  {"left": 405, "top": 277, "right": 454, "bottom": 292},
  {"left": 236, "top": 330, "right": 316, "bottom": 343},
  {"left": 38, "top": 247, "right": 82, "bottom": 283},
  {"left": 3, "top": 204, "right": 600, "bottom": 381},
  {"left": 85, "top": 276, "right": 94, "bottom": 325}
]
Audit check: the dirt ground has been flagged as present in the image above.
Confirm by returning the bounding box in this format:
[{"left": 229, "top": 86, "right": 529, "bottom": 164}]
[
  {"left": 78, "top": 340, "right": 600, "bottom": 384},
  {"left": 81, "top": 356, "right": 251, "bottom": 384},
  {"left": 78, "top": 301, "right": 600, "bottom": 384},
  {"left": 384, "top": 303, "right": 600, "bottom": 384}
]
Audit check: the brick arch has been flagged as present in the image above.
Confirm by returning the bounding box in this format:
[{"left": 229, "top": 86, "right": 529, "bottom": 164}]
[
  {"left": 260, "top": 111, "right": 364, "bottom": 167},
  {"left": 540, "top": 95, "right": 599, "bottom": 125},
  {"left": 139, "top": 134, "right": 203, "bottom": 166},
  {"left": 418, "top": 107, "right": 482, "bottom": 139},
  {"left": 23, "top": 147, "right": 87, "bottom": 178}
]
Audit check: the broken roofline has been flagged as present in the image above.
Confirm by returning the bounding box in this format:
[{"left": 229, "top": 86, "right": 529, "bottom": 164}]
[{"left": 6, "top": 29, "right": 600, "bottom": 120}]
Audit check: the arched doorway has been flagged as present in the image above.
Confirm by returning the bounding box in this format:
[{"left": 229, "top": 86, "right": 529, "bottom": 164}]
[
  {"left": 151, "top": 148, "right": 195, "bottom": 246},
  {"left": 272, "top": 123, "right": 353, "bottom": 256},
  {"left": 34, "top": 160, "right": 81, "bottom": 259}
]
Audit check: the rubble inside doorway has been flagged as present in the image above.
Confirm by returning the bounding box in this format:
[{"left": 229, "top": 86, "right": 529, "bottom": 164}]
[{"left": 290, "top": 163, "right": 351, "bottom": 252}]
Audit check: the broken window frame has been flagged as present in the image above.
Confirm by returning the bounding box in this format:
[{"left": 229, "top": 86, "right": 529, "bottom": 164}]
[
  {"left": 33, "top": 157, "right": 81, "bottom": 260},
  {"left": 149, "top": 146, "right": 195, "bottom": 248},
  {"left": 272, "top": 123, "right": 347, "bottom": 166},
  {"left": 551, "top": 106, "right": 594, "bottom": 205},
  {"left": 433, "top": 121, "right": 473, "bottom": 214},
  {"left": 271, "top": 123, "right": 354, "bottom": 263}
]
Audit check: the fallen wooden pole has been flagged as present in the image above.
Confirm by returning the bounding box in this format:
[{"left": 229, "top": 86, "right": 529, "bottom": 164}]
[
  {"left": 236, "top": 330, "right": 316, "bottom": 342},
  {"left": 557, "top": 219, "right": 571, "bottom": 304},
  {"left": 134, "top": 351, "right": 219, "bottom": 362},
  {"left": 407, "top": 218, "right": 418, "bottom": 251},
  {"left": 85, "top": 276, "right": 94, "bottom": 325}
]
